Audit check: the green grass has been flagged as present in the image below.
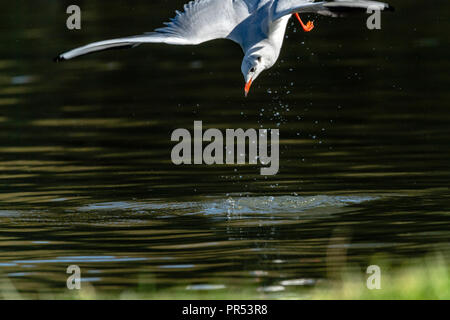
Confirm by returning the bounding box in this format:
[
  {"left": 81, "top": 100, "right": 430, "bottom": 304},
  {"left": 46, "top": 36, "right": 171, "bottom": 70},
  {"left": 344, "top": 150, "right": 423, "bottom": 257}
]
[
  {"left": 1, "top": 255, "right": 448, "bottom": 300},
  {"left": 311, "top": 257, "right": 449, "bottom": 300}
]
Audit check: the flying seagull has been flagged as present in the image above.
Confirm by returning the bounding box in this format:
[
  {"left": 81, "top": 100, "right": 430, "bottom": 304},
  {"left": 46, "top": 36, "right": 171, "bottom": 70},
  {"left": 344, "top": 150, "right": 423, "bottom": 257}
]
[{"left": 55, "top": 0, "right": 392, "bottom": 96}]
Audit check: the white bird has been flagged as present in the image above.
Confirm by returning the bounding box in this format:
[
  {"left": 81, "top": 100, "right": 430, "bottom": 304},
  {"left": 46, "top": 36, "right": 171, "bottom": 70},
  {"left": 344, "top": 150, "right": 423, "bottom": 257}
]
[{"left": 56, "top": 0, "right": 392, "bottom": 96}]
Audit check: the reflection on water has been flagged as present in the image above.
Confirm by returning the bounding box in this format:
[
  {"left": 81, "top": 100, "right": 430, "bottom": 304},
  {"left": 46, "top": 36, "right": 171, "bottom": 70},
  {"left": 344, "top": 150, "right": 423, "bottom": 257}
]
[{"left": 0, "top": 0, "right": 449, "bottom": 297}]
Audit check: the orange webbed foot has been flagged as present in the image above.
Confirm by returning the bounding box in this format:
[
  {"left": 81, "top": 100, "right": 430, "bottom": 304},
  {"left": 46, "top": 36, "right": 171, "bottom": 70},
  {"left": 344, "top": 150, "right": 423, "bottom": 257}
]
[
  {"left": 295, "top": 13, "right": 315, "bottom": 32},
  {"left": 303, "top": 20, "right": 314, "bottom": 32}
]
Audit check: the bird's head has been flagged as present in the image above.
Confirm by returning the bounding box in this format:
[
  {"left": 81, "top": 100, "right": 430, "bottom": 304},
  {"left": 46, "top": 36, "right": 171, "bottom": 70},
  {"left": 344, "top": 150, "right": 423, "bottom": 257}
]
[{"left": 241, "top": 53, "right": 266, "bottom": 97}]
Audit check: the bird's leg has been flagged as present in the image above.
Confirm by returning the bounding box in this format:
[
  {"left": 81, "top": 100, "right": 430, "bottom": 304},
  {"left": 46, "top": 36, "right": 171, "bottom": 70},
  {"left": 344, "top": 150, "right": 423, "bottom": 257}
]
[{"left": 294, "top": 13, "right": 314, "bottom": 32}]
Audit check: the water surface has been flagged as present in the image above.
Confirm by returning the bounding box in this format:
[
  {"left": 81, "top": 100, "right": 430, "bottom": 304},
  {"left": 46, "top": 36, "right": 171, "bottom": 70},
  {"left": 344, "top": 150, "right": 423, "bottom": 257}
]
[{"left": 0, "top": 0, "right": 449, "bottom": 297}]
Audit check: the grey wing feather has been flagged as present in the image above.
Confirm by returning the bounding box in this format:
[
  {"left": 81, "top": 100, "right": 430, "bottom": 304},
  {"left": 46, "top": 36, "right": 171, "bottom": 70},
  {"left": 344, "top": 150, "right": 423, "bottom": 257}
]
[
  {"left": 55, "top": 0, "right": 244, "bottom": 61},
  {"left": 273, "top": 0, "right": 391, "bottom": 20},
  {"left": 153, "top": 0, "right": 245, "bottom": 44},
  {"left": 321, "top": 0, "right": 391, "bottom": 17},
  {"left": 55, "top": 34, "right": 188, "bottom": 61}
]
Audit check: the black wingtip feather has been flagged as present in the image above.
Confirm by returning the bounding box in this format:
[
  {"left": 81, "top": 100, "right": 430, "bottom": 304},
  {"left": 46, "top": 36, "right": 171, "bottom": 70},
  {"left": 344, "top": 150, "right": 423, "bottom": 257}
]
[
  {"left": 53, "top": 55, "right": 65, "bottom": 63},
  {"left": 387, "top": 5, "right": 395, "bottom": 12}
]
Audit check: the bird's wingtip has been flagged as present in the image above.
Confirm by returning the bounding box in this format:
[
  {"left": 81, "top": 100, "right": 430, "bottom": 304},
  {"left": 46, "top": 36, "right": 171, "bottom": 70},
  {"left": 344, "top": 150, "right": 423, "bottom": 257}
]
[
  {"left": 53, "top": 55, "right": 66, "bottom": 63},
  {"left": 386, "top": 4, "right": 395, "bottom": 12}
]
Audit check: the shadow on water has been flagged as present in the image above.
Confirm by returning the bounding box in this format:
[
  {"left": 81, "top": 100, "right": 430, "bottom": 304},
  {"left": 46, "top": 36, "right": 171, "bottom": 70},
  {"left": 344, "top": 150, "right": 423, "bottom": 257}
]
[{"left": 0, "top": 0, "right": 449, "bottom": 296}]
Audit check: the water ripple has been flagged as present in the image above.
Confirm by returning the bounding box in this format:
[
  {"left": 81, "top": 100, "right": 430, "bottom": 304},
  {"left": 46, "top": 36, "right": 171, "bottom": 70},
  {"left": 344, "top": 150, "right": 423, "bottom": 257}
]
[{"left": 77, "top": 195, "right": 378, "bottom": 217}]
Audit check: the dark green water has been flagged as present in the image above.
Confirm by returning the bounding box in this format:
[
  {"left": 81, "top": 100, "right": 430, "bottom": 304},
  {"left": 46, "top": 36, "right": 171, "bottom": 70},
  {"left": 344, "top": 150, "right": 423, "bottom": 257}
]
[{"left": 0, "top": 0, "right": 449, "bottom": 297}]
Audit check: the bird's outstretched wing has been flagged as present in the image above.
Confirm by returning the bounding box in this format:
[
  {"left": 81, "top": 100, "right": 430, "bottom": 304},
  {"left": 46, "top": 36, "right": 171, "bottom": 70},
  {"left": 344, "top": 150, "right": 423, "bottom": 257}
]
[
  {"left": 56, "top": 0, "right": 249, "bottom": 61},
  {"left": 272, "top": 0, "right": 392, "bottom": 21}
]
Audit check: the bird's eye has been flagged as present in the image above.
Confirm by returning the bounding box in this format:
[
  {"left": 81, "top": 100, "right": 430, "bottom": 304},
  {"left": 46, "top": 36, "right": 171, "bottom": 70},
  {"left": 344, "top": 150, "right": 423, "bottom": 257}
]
[
  {"left": 250, "top": 67, "right": 255, "bottom": 73},
  {"left": 257, "top": 56, "right": 262, "bottom": 62}
]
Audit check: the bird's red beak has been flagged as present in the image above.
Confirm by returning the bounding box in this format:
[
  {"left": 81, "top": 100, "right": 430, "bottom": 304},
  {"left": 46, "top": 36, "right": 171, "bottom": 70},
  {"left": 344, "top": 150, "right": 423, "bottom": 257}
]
[{"left": 244, "top": 78, "right": 253, "bottom": 97}]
